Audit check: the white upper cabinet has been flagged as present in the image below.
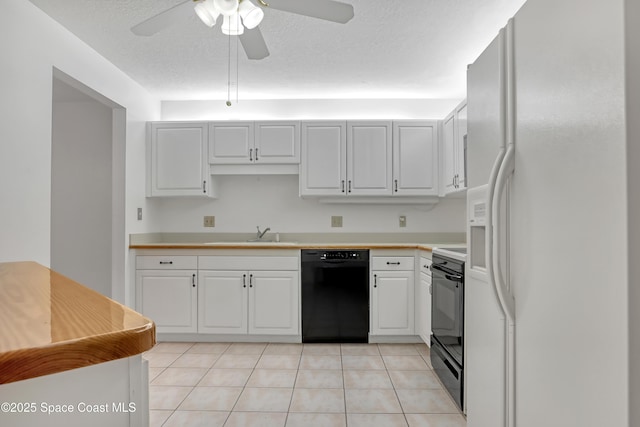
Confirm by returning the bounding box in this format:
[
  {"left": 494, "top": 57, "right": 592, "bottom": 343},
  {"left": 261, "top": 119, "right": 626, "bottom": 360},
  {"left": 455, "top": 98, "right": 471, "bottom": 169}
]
[
  {"left": 347, "top": 121, "right": 393, "bottom": 196},
  {"left": 208, "top": 122, "right": 254, "bottom": 164},
  {"left": 255, "top": 121, "right": 300, "bottom": 164},
  {"left": 440, "top": 100, "right": 467, "bottom": 195},
  {"left": 300, "top": 121, "right": 347, "bottom": 196},
  {"left": 209, "top": 121, "right": 300, "bottom": 165},
  {"left": 147, "top": 122, "right": 211, "bottom": 197},
  {"left": 456, "top": 103, "right": 467, "bottom": 189},
  {"left": 393, "top": 121, "right": 439, "bottom": 196},
  {"left": 442, "top": 113, "right": 458, "bottom": 194},
  {"left": 300, "top": 120, "right": 438, "bottom": 200}
]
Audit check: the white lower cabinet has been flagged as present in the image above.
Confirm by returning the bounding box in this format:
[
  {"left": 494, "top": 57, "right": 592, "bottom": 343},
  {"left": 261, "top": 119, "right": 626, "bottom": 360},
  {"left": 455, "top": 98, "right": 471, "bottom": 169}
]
[
  {"left": 198, "top": 256, "right": 300, "bottom": 336},
  {"left": 371, "top": 256, "right": 415, "bottom": 336},
  {"left": 135, "top": 256, "right": 198, "bottom": 333},
  {"left": 417, "top": 256, "right": 433, "bottom": 345}
]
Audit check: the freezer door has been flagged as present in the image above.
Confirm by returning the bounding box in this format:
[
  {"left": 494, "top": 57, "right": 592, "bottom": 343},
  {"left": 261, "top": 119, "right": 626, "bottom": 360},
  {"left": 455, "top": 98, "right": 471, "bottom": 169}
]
[{"left": 466, "top": 31, "right": 506, "bottom": 188}]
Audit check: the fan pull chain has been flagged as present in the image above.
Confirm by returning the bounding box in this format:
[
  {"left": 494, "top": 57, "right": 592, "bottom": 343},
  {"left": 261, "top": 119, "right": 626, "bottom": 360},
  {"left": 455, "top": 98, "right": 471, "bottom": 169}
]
[
  {"left": 234, "top": 25, "right": 236, "bottom": 104},
  {"left": 226, "top": 29, "right": 232, "bottom": 106}
]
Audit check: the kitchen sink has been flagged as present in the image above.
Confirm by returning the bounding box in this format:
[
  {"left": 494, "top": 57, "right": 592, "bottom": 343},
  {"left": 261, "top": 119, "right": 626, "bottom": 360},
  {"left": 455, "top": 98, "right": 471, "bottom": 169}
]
[{"left": 203, "top": 241, "right": 297, "bottom": 245}]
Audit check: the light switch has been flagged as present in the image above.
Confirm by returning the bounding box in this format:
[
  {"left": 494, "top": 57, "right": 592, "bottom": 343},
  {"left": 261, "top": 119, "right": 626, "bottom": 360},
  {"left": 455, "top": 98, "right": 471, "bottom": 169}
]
[
  {"left": 399, "top": 215, "right": 407, "bottom": 228},
  {"left": 331, "top": 216, "right": 343, "bottom": 228},
  {"left": 204, "top": 216, "right": 215, "bottom": 227}
]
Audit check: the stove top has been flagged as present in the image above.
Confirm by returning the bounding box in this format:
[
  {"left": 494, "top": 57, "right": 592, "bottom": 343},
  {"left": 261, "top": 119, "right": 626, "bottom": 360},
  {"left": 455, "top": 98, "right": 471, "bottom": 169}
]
[{"left": 432, "top": 246, "right": 467, "bottom": 262}]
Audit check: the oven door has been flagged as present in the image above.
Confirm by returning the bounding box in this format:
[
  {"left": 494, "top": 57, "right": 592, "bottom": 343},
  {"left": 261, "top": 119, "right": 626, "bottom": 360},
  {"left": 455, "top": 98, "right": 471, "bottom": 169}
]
[{"left": 431, "top": 263, "right": 464, "bottom": 364}]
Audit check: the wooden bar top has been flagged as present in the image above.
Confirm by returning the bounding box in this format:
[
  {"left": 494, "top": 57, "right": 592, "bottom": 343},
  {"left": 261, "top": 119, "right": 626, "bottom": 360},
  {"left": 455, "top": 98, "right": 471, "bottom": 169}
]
[{"left": 0, "top": 262, "right": 155, "bottom": 384}]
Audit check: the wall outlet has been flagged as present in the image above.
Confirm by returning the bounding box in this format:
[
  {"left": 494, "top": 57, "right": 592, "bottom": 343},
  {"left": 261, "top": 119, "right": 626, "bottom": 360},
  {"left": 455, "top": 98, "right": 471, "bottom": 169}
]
[
  {"left": 203, "top": 216, "right": 215, "bottom": 227},
  {"left": 399, "top": 215, "right": 407, "bottom": 228},
  {"left": 137, "top": 208, "right": 142, "bottom": 221},
  {"left": 331, "top": 215, "right": 343, "bottom": 228}
]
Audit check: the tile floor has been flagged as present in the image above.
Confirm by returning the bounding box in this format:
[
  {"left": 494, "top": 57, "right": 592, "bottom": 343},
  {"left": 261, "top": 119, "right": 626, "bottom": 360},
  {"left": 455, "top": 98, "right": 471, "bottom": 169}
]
[{"left": 144, "top": 342, "right": 466, "bottom": 427}]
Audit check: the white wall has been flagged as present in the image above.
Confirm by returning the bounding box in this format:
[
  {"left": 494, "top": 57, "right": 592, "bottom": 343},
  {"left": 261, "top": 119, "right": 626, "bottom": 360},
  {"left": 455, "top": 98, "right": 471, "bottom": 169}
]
[
  {"left": 154, "top": 175, "right": 466, "bottom": 233},
  {"left": 51, "top": 97, "right": 112, "bottom": 297},
  {"left": 162, "top": 99, "right": 461, "bottom": 121},
  {"left": 0, "top": 0, "right": 160, "bottom": 270}
]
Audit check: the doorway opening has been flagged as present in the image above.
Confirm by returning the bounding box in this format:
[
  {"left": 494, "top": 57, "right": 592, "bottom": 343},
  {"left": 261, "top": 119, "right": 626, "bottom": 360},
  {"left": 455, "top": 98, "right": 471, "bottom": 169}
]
[{"left": 51, "top": 69, "right": 126, "bottom": 299}]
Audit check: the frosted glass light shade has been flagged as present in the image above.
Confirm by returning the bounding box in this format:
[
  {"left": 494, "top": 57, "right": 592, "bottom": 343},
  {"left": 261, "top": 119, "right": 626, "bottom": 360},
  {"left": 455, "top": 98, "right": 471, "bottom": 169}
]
[
  {"left": 194, "top": 0, "right": 220, "bottom": 27},
  {"left": 214, "top": 0, "right": 239, "bottom": 16},
  {"left": 238, "top": 0, "right": 264, "bottom": 29},
  {"left": 221, "top": 13, "right": 244, "bottom": 35}
]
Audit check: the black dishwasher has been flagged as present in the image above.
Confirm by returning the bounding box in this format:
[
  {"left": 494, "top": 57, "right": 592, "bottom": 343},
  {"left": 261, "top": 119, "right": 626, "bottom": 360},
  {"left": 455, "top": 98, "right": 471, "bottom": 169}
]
[{"left": 301, "top": 249, "right": 370, "bottom": 343}]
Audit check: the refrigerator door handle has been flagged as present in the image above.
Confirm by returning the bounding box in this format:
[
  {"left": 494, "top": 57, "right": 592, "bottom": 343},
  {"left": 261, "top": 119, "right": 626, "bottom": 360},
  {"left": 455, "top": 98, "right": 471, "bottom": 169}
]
[{"left": 492, "top": 143, "right": 516, "bottom": 320}]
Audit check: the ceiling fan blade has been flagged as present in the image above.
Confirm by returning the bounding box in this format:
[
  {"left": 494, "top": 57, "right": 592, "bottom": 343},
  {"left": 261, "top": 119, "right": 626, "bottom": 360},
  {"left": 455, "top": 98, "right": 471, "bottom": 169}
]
[
  {"left": 131, "top": 0, "right": 195, "bottom": 36},
  {"left": 261, "top": 0, "right": 354, "bottom": 24},
  {"left": 239, "top": 27, "right": 270, "bottom": 60}
]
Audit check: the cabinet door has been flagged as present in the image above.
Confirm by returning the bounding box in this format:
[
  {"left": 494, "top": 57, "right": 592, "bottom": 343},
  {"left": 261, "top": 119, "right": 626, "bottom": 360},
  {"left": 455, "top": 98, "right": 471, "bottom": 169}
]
[
  {"left": 149, "top": 123, "right": 209, "bottom": 197},
  {"left": 136, "top": 270, "right": 197, "bottom": 333},
  {"left": 417, "top": 272, "right": 432, "bottom": 345},
  {"left": 198, "top": 271, "right": 248, "bottom": 334},
  {"left": 209, "top": 122, "right": 254, "bottom": 164},
  {"left": 347, "top": 121, "right": 392, "bottom": 196},
  {"left": 255, "top": 121, "right": 300, "bottom": 164},
  {"left": 455, "top": 102, "right": 467, "bottom": 189},
  {"left": 371, "top": 270, "right": 415, "bottom": 335},
  {"left": 248, "top": 271, "right": 299, "bottom": 335},
  {"left": 441, "top": 113, "right": 458, "bottom": 195},
  {"left": 393, "top": 121, "right": 439, "bottom": 196},
  {"left": 300, "top": 121, "right": 347, "bottom": 196}
]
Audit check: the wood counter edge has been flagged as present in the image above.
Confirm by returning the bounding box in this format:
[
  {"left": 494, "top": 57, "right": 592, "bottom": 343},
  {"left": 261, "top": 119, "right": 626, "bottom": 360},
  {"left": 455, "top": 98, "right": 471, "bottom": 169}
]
[{"left": 0, "top": 321, "right": 155, "bottom": 385}]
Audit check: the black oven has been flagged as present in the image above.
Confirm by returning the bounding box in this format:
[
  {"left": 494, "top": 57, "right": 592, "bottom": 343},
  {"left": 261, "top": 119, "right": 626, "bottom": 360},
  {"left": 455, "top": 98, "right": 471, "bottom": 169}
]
[{"left": 430, "top": 248, "right": 466, "bottom": 410}]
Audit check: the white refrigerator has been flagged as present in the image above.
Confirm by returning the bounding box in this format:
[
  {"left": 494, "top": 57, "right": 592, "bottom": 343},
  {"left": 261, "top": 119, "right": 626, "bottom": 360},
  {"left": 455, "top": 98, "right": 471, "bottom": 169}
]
[{"left": 464, "top": 0, "right": 629, "bottom": 426}]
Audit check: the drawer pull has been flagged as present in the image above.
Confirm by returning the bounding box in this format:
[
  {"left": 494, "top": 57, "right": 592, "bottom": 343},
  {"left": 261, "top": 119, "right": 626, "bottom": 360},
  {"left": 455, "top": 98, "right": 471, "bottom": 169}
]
[
  {"left": 374, "top": 274, "right": 377, "bottom": 288},
  {"left": 386, "top": 261, "right": 401, "bottom": 265},
  {"left": 159, "top": 261, "right": 173, "bottom": 265},
  {"left": 243, "top": 274, "right": 247, "bottom": 288},
  {"left": 192, "top": 274, "right": 196, "bottom": 288}
]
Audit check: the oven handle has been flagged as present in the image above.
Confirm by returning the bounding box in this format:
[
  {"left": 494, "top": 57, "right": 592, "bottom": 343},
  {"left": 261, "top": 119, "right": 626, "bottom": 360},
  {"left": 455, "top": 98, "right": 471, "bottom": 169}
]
[{"left": 430, "top": 264, "right": 463, "bottom": 282}]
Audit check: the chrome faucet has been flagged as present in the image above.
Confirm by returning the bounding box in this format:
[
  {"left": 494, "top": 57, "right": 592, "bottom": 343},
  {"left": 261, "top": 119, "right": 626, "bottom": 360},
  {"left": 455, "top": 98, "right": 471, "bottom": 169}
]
[{"left": 256, "top": 226, "right": 271, "bottom": 240}]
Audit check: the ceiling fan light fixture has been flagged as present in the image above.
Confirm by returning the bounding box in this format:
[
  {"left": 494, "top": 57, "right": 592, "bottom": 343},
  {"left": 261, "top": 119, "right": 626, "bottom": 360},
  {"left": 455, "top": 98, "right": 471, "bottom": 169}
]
[
  {"left": 194, "top": 0, "right": 220, "bottom": 27},
  {"left": 221, "top": 13, "right": 244, "bottom": 35},
  {"left": 238, "top": 0, "right": 264, "bottom": 29},
  {"left": 214, "top": 0, "right": 239, "bottom": 16}
]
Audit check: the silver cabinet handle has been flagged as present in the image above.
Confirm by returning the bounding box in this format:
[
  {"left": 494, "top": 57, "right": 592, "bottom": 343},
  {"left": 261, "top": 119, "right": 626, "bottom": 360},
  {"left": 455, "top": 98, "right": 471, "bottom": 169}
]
[
  {"left": 373, "top": 274, "right": 377, "bottom": 288},
  {"left": 249, "top": 273, "right": 253, "bottom": 288},
  {"left": 394, "top": 179, "right": 398, "bottom": 192},
  {"left": 386, "top": 261, "right": 401, "bottom": 265},
  {"left": 249, "top": 148, "right": 253, "bottom": 162},
  {"left": 192, "top": 274, "right": 196, "bottom": 288},
  {"left": 341, "top": 180, "right": 345, "bottom": 193},
  {"left": 203, "top": 180, "right": 207, "bottom": 193},
  {"left": 348, "top": 180, "right": 352, "bottom": 193},
  {"left": 255, "top": 148, "right": 259, "bottom": 161},
  {"left": 159, "top": 261, "right": 173, "bottom": 265},
  {"left": 242, "top": 273, "right": 247, "bottom": 288}
]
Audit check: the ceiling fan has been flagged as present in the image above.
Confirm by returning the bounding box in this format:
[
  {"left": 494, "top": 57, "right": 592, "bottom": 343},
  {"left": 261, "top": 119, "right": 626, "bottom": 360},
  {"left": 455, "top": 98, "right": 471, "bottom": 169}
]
[{"left": 131, "top": 0, "right": 355, "bottom": 60}]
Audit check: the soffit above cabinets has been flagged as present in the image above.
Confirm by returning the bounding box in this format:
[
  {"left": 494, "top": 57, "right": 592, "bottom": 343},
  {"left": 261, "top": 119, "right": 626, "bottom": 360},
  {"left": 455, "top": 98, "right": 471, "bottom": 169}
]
[{"left": 27, "top": 0, "right": 526, "bottom": 101}]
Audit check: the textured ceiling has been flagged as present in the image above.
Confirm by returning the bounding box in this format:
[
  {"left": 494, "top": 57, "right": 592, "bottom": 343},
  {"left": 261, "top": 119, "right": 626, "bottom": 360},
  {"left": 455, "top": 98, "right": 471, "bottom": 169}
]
[{"left": 28, "top": 0, "right": 527, "bottom": 101}]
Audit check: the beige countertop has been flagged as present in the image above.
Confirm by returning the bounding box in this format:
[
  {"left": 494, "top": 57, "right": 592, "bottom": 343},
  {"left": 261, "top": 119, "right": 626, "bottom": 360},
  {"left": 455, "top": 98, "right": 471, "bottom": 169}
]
[{"left": 129, "top": 232, "right": 466, "bottom": 251}]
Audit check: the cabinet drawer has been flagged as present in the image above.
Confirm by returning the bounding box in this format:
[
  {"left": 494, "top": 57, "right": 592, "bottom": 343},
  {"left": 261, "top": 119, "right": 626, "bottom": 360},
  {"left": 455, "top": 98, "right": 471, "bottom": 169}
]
[
  {"left": 420, "top": 257, "right": 433, "bottom": 275},
  {"left": 199, "top": 256, "right": 298, "bottom": 271},
  {"left": 372, "top": 256, "right": 414, "bottom": 271},
  {"left": 136, "top": 256, "right": 198, "bottom": 270}
]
